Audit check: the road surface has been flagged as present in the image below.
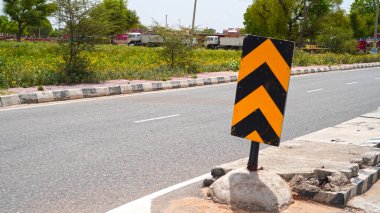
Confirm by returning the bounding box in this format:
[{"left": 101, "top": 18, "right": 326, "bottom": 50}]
[{"left": 1, "top": 68, "right": 379, "bottom": 212}]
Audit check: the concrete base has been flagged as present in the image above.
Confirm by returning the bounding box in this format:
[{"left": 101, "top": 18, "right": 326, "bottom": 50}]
[
  {"left": 208, "top": 168, "right": 292, "bottom": 212},
  {"left": 295, "top": 117, "right": 380, "bottom": 147},
  {"left": 212, "top": 140, "right": 380, "bottom": 182},
  {"left": 209, "top": 140, "right": 380, "bottom": 207}
]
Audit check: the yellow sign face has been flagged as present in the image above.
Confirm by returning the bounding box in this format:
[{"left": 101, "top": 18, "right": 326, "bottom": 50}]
[{"left": 231, "top": 36, "right": 294, "bottom": 146}]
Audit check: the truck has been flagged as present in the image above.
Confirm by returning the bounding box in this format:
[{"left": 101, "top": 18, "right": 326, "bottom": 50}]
[
  {"left": 141, "top": 34, "right": 163, "bottom": 46},
  {"left": 357, "top": 39, "right": 380, "bottom": 53},
  {"left": 125, "top": 32, "right": 197, "bottom": 47},
  {"left": 125, "top": 32, "right": 163, "bottom": 46},
  {"left": 204, "top": 35, "right": 244, "bottom": 50}
]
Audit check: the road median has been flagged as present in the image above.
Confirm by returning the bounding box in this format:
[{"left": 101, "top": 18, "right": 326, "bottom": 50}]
[
  {"left": 1, "top": 62, "right": 379, "bottom": 108},
  {"left": 145, "top": 107, "right": 380, "bottom": 213}
]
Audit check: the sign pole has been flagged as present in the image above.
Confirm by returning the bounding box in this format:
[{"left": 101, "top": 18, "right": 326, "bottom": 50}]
[{"left": 247, "top": 142, "right": 260, "bottom": 171}]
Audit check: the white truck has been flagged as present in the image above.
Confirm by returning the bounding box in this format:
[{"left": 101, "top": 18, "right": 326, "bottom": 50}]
[
  {"left": 141, "top": 34, "right": 163, "bottom": 46},
  {"left": 127, "top": 32, "right": 162, "bottom": 46},
  {"left": 127, "top": 32, "right": 197, "bottom": 47},
  {"left": 204, "top": 35, "right": 244, "bottom": 50}
]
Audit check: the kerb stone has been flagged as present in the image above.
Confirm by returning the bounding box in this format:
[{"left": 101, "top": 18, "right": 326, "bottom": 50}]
[
  {"left": 67, "top": 89, "right": 83, "bottom": 99},
  {"left": 36, "top": 91, "right": 54, "bottom": 103},
  {"left": 0, "top": 95, "right": 21, "bottom": 107},
  {"left": 95, "top": 87, "right": 110, "bottom": 96}
]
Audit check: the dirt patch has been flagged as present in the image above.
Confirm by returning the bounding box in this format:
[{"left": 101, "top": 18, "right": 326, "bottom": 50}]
[
  {"left": 284, "top": 200, "right": 364, "bottom": 213},
  {"left": 160, "top": 197, "right": 363, "bottom": 213},
  {"left": 161, "top": 197, "right": 268, "bottom": 213}
]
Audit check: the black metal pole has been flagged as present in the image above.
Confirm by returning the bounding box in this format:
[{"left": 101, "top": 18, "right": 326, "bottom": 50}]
[{"left": 247, "top": 142, "right": 260, "bottom": 171}]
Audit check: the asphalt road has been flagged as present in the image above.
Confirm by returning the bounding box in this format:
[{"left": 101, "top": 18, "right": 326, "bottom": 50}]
[{"left": 1, "top": 68, "right": 380, "bottom": 212}]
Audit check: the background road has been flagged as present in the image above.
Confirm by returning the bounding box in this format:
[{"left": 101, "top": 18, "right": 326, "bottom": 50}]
[{"left": 1, "top": 68, "right": 379, "bottom": 212}]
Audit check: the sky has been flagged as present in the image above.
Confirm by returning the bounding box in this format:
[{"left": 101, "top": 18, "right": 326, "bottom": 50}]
[
  {"left": 128, "top": 0, "right": 356, "bottom": 33},
  {"left": 0, "top": 0, "right": 355, "bottom": 32}
]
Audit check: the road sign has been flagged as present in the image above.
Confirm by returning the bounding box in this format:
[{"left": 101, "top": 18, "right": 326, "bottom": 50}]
[{"left": 231, "top": 36, "right": 294, "bottom": 147}]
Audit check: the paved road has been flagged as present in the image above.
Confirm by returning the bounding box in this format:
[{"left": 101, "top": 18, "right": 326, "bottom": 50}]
[{"left": 1, "top": 68, "right": 379, "bottom": 212}]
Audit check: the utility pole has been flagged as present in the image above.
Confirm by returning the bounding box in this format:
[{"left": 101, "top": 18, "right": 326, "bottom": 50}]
[
  {"left": 190, "top": 0, "right": 197, "bottom": 48},
  {"left": 373, "top": 0, "right": 379, "bottom": 53}
]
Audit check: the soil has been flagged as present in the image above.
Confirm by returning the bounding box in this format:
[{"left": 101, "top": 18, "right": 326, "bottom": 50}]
[{"left": 161, "top": 197, "right": 364, "bottom": 213}]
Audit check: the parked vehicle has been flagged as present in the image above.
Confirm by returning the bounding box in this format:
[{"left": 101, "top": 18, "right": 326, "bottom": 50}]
[
  {"left": 127, "top": 32, "right": 142, "bottom": 45},
  {"left": 121, "top": 32, "right": 197, "bottom": 47},
  {"left": 141, "top": 34, "right": 163, "bottom": 46},
  {"left": 204, "top": 35, "right": 244, "bottom": 50},
  {"left": 357, "top": 34, "right": 380, "bottom": 53}
]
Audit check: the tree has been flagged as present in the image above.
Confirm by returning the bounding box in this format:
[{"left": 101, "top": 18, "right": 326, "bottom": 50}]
[
  {"left": 243, "top": 0, "right": 343, "bottom": 42},
  {"left": 0, "top": 15, "right": 17, "bottom": 34},
  {"left": 317, "top": 10, "right": 356, "bottom": 53},
  {"left": 25, "top": 18, "right": 52, "bottom": 38},
  {"left": 350, "top": 0, "right": 378, "bottom": 38},
  {"left": 55, "top": 0, "right": 110, "bottom": 83},
  {"left": 48, "top": 28, "right": 63, "bottom": 37},
  {"left": 153, "top": 24, "right": 195, "bottom": 70},
  {"left": 90, "top": 0, "right": 139, "bottom": 43},
  {"left": 198, "top": 28, "right": 216, "bottom": 35},
  {"left": 244, "top": 0, "right": 290, "bottom": 39},
  {"left": 3, "top": 0, "right": 57, "bottom": 41}
]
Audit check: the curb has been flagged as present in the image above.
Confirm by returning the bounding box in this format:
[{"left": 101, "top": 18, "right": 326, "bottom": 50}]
[
  {"left": 207, "top": 156, "right": 380, "bottom": 207},
  {"left": 301, "top": 165, "right": 380, "bottom": 207},
  {"left": 1, "top": 62, "right": 379, "bottom": 108},
  {"left": 0, "top": 76, "right": 238, "bottom": 108}
]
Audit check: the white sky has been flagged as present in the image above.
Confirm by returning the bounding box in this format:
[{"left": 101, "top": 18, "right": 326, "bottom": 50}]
[{"left": 0, "top": 0, "right": 355, "bottom": 32}]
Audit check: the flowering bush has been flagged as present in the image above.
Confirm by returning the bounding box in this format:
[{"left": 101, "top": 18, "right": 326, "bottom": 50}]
[{"left": 0, "top": 41, "right": 379, "bottom": 89}]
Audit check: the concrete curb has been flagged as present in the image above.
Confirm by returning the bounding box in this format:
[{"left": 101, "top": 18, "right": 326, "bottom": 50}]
[
  {"left": 303, "top": 166, "right": 380, "bottom": 207},
  {"left": 205, "top": 107, "right": 380, "bottom": 208},
  {"left": 290, "top": 62, "right": 380, "bottom": 75},
  {"left": 208, "top": 154, "right": 380, "bottom": 207},
  {"left": 1, "top": 62, "right": 379, "bottom": 108}
]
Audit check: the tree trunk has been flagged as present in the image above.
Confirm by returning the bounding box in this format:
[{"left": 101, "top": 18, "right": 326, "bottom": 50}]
[
  {"left": 171, "top": 49, "right": 174, "bottom": 68},
  {"left": 16, "top": 22, "right": 22, "bottom": 42}
]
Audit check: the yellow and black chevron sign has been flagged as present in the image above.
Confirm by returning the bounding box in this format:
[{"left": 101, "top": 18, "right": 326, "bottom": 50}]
[{"left": 231, "top": 36, "right": 294, "bottom": 146}]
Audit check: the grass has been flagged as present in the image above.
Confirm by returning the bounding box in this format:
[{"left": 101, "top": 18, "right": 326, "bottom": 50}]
[{"left": 0, "top": 41, "right": 379, "bottom": 89}]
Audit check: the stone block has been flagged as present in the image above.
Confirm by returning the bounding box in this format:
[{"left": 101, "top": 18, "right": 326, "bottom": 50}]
[
  {"left": 120, "top": 84, "right": 132, "bottom": 94},
  {"left": 19, "top": 93, "right": 38, "bottom": 104},
  {"left": 208, "top": 168, "right": 292, "bottom": 212},
  {"left": 152, "top": 82, "right": 163, "bottom": 91},
  {"left": 67, "top": 89, "right": 83, "bottom": 99},
  {"left": 0, "top": 95, "right": 21, "bottom": 107},
  {"left": 210, "top": 77, "right": 219, "bottom": 84},
  {"left": 195, "top": 79, "right": 204, "bottom": 86},
  {"left": 170, "top": 81, "right": 181, "bottom": 89},
  {"left": 217, "top": 77, "right": 225, "bottom": 83},
  {"left": 108, "top": 86, "right": 122, "bottom": 95},
  {"left": 179, "top": 80, "right": 189, "bottom": 88},
  {"left": 36, "top": 91, "right": 54, "bottom": 103},
  {"left": 187, "top": 79, "right": 197, "bottom": 87},
  {"left": 131, "top": 84, "right": 144, "bottom": 93},
  {"left": 95, "top": 87, "right": 110, "bottom": 96},
  {"left": 203, "top": 78, "right": 212, "bottom": 85},
  {"left": 161, "top": 82, "right": 172, "bottom": 89},
  {"left": 142, "top": 83, "right": 153, "bottom": 92},
  {"left": 82, "top": 88, "right": 97, "bottom": 98},
  {"left": 53, "top": 90, "right": 69, "bottom": 101}
]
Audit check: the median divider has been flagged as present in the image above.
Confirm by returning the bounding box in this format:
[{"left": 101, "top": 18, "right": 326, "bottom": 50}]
[
  {"left": 1, "top": 62, "right": 379, "bottom": 108},
  {"left": 203, "top": 107, "right": 380, "bottom": 211}
]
